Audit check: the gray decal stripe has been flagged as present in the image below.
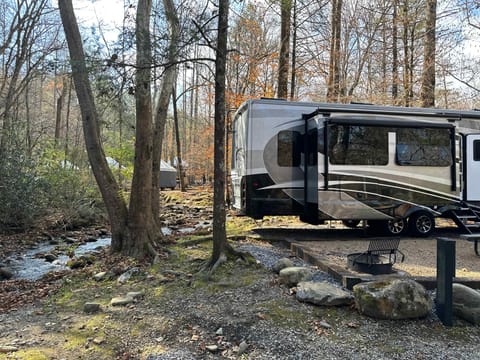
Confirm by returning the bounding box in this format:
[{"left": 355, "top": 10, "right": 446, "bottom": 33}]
[{"left": 328, "top": 173, "right": 456, "bottom": 199}]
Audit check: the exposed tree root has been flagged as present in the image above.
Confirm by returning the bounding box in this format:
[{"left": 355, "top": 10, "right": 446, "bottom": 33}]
[{"left": 203, "top": 242, "right": 256, "bottom": 275}]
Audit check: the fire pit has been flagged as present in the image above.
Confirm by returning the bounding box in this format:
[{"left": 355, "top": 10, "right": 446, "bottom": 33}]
[{"left": 347, "top": 253, "right": 395, "bottom": 275}]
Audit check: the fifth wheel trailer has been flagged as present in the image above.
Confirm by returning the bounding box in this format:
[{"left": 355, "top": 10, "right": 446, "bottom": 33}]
[{"left": 230, "top": 99, "right": 480, "bottom": 236}]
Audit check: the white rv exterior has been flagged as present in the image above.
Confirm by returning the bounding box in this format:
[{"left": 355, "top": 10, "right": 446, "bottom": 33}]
[{"left": 230, "top": 99, "right": 480, "bottom": 236}]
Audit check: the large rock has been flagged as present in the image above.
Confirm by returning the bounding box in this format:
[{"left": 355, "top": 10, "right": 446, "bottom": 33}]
[
  {"left": 353, "top": 279, "right": 432, "bottom": 320},
  {"left": 84, "top": 302, "right": 102, "bottom": 314},
  {"left": 296, "top": 281, "right": 354, "bottom": 306},
  {"left": 453, "top": 283, "right": 480, "bottom": 325},
  {"left": 272, "top": 258, "right": 294, "bottom": 274},
  {"left": 279, "top": 267, "right": 314, "bottom": 287},
  {"left": 0, "top": 267, "right": 13, "bottom": 280}
]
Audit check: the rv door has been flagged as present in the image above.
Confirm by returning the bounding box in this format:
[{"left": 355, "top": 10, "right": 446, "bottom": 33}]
[
  {"left": 465, "top": 134, "right": 480, "bottom": 201},
  {"left": 303, "top": 115, "right": 319, "bottom": 221}
]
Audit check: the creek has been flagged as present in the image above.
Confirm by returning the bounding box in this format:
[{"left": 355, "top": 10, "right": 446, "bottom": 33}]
[{"left": 5, "top": 237, "right": 111, "bottom": 281}]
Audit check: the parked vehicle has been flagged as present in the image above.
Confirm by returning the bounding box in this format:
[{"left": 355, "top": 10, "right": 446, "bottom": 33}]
[
  {"left": 160, "top": 160, "right": 177, "bottom": 190},
  {"left": 230, "top": 98, "right": 480, "bottom": 236}
]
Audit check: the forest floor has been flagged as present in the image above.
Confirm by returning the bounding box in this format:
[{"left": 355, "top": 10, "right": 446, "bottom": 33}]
[{"left": 1, "top": 188, "right": 480, "bottom": 360}]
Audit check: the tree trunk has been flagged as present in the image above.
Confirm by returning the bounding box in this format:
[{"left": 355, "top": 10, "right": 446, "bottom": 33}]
[
  {"left": 277, "top": 0, "right": 291, "bottom": 99},
  {"left": 209, "top": 0, "right": 229, "bottom": 270},
  {"left": 402, "top": 0, "right": 410, "bottom": 106},
  {"left": 55, "top": 76, "right": 68, "bottom": 146},
  {"left": 152, "top": 0, "right": 180, "bottom": 221},
  {"left": 58, "top": 0, "right": 129, "bottom": 251},
  {"left": 126, "top": 0, "right": 158, "bottom": 259},
  {"left": 327, "top": 0, "right": 342, "bottom": 102},
  {"left": 392, "top": 0, "right": 399, "bottom": 103},
  {"left": 290, "top": 0, "right": 297, "bottom": 100},
  {"left": 172, "top": 86, "right": 186, "bottom": 192},
  {"left": 420, "top": 0, "right": 436, "bottom": 107}
]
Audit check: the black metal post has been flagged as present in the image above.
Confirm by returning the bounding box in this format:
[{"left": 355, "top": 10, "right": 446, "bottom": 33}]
[{"left": 436, "top": 237, "right": 456, "bottom": 326}]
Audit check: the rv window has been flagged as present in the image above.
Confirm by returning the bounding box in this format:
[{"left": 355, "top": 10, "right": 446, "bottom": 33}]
[
  {"left": 474, "top": 140, "right": 480, "bottom": 161},
  {"left": 396, "top": 128, "right": 451, "bottom": 166},
  {"left": 278, "top": 131, "right": 301, "bottom": 167},
  {"left": 328, "top": 125, "right": 388, "bottom": 165}
]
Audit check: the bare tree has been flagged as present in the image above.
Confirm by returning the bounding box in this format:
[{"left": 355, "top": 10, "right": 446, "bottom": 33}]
[
  {"left": 208, "top": 0, "right": 250, "bottom": 271},
  {"left": 0, "top": 0, "right": 61, "bottom": 154},
  {"left": 278, "top": 0, "right": 291, "bottom": 98},
  {"left": 392, "top": 0, "right": 400, "bottom": 103},
  {"left": 327, "top": 0, "right": 342, "bottom": 102},
  {"left": 420, "top": 0, "right": 437, "bottom": 107},
  {"left": 152, "top": 0, "right": 181, "bottom": 220},
  {"left": 208, "top": 0, "right": 229, "bottom": 271},
  {"left": 59, "top": 0, "right": 161, "bottom": 259},
  {"left": 125, "top": 0, "right": 159, "bottom": 258},
  {"left": 58, "top": 0, "right": 129, "bottom": 252}
]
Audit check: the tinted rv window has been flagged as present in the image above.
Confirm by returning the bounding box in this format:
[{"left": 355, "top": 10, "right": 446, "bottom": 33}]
[
  {"left": 396, "top": 128, "right": 451, "bottom": 166},
  {"left": 474, "top": 140, "right": 480, "bottom": 161},
  {"left": 328, "top": 125, "right": 388, "bottom": 165},
  {"left": 278, "top": 131, "right": 301, "bottom": 167}
]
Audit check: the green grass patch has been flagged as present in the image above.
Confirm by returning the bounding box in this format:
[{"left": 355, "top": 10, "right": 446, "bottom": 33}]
[
  {"left": 260, "top": 299, "right": 312, "bottom": 329},
  {"left": 1, "top": 348, "right": 55, "bottom": 360}
]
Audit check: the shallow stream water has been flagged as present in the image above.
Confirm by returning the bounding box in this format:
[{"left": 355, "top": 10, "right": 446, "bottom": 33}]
[{"left": 6, "top": 237, "right": 112, "bottom": 281}]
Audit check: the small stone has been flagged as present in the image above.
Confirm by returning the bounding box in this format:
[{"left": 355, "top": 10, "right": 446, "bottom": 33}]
[
  {"left": 0, "top": 345, "right": 18, "bottom": 353},
  {"left": 117, "top": 267, "right": 139, "bottom": 284},
  {"left": 319, "top": 320, "right": 331, "bottom": 329},
  {"left": 110, "top": 296, "right": 134, "bottom": 306},
  {"left": 215, "top": 327, "right": 223, "bottom": 336},
  {"left": 126, "top": 291, "right": 144, "bottom": 300},
  {"left": 83, "top": 302, "right": 101, "bottom": 314},
  {"left": 65, "top": 237, "right": 76, "bottom": 244},
  {"left": 206, "top": 345, "right": 218, "bottom": 352},
  {"left": 238, "top": 341, "right": 248, "bottom": 355},
  {"left": 93, "top": 272, "right": 107, "bottom": 281},
  {"left": 92, "top": 337, "right": 104, "bottom": 345}
]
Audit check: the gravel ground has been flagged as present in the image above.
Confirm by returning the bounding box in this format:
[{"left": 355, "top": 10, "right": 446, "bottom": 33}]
[{"left": 145, "top": 240, "right": 480, "bottom": 360}]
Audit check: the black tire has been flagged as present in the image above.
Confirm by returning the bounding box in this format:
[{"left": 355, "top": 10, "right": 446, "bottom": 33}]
[
  {"left": 409, "top": 211, "right": 435, "bottom": 237},
  {"left": 385, "top": 218, "right": 407, "bottom": 236},
  {"left": 368, "top": 218, "right": 407, "bottom": 236},
  {"left": 342, "top": 219, "right": 361, "bottom": 228}
]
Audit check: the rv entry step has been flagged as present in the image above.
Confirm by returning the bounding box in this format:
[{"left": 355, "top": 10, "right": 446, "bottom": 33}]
[{"left": 460, "top": 234, "right": 480, "bottom": 256}]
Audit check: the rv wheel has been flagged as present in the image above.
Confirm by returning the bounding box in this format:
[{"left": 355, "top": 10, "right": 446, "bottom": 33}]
[
  {"left": 368, "top": 219, "right": 406, "bottom": 236},
  {"left": 385, "top": 218, "right": 407, "bottom": 236},
  {"left": 409, "top": 211, "right": 435, "bottom": 237},
  {"left": 342, "top": 220, "right": 361, "bottom": 228}
]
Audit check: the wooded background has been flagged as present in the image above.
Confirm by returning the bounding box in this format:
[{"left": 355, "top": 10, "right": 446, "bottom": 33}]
[{"left": 1, "top": 0, "right": 479, "bottom": 236}]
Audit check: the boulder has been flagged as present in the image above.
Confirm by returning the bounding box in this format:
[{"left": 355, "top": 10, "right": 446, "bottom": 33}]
[
  {"left": 44, "top": 253, "right": 58, "bottom": 263},
  {"left": 279, "top": 267, "right": 313, "bottom": 287},
  {"left": 0, "top": 267, "right": 13, "bottom": 280},
  {"left": 84, "top": 302, "right": 102, "bottom": 314},
  {"left": 296, "top": 281, "right": 354, "bottom": 306},
  {"left": 110, "top": 296, "right": 134, "bottom": 306},
  {"left": 272, "top": 258, "right": 294, "bottom": 273},
  {"left": 353, "top": 279, "right": 432, "bottom": 320},
  {"left": 93, "top": 271, "right": 108, "bottom": 281},
  {"left": 452, "top": 283, "right": 480, "bottom": 325},
  {"left": 117, "top": 267, "right": 140, "bottom": 284}
]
